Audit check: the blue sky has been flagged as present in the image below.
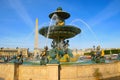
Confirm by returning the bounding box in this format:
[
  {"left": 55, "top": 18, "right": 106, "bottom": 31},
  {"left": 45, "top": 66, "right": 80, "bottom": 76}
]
[{"left": 0, "top": 0, "right": 120, "bottom": 50}]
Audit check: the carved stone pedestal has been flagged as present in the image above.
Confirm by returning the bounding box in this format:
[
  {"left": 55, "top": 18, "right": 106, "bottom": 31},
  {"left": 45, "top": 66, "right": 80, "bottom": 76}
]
[{"left": 47, "top": 64, "right": 59, "bottom": 80}]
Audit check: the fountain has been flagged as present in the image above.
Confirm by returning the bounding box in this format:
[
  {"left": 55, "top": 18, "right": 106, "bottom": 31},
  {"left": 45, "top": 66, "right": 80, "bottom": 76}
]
[
  {"left": 39, "top": 7, "right": 81, "bottom": 64},
  {"left": 3, "top": 7, "right": 107, "bottom": 65},
  {"left": 90, "top": 45, "right": 105, "bottom": 63}
]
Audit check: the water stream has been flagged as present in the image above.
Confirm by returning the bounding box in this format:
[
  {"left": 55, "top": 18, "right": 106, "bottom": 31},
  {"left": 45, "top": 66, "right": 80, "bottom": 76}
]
[
  {"left": 45, "top": 14, "right": 58, "bottom": 47},
  {"left": 70, "top": 19, "right": 102, "bottom": 46}
]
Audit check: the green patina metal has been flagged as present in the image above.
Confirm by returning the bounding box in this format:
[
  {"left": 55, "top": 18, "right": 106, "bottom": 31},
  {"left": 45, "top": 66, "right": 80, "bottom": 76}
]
[
  {"left": 91, "top": 46, "right": 105, "bottom": 63},
  {"left": 39, "top": 25, "right": 81, "bottom": 39}
]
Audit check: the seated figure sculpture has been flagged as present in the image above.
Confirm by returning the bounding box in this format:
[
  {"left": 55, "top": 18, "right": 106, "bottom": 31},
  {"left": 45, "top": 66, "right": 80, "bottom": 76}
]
[
  {"left": 40, "top": 39, "right": 73, "bottom": 64},
  {"left": 40, "top": 46, "right": 49, "bottom": 65},
  {"left": 51, "top": 40, "right": 56, "bottom": 48},
  {"left": 91, "top": 45, "right": 105, "bottom": 63},
  {"left": 117, "top": 53, "right": 120, "bottom": 60},
  {"left": 14, "top": 52, "right": 23, "bottom": 64}
]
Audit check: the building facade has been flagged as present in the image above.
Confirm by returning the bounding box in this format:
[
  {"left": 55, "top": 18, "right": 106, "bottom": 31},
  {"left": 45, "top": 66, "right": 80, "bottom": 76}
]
[{"left": 0, "top": 48, "right": 28, "bottom": 57}]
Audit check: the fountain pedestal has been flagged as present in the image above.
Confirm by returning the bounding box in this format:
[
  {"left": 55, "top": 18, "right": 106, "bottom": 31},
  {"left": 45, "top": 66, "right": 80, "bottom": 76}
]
[{"left": 47, "top": 64, "right": 59, "bottom": 80}]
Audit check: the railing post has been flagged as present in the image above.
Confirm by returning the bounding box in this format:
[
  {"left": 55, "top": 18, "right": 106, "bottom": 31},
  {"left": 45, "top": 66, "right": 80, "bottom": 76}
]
[
  {"left": 47, "top": 64, "right": 59, "bottom": 80},
  {"left": 14, "top": 64, "right": 19, "bottom": 80}
]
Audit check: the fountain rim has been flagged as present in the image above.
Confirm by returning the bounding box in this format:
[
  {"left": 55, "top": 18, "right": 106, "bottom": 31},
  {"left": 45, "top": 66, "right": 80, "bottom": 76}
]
[{"left": 39, "top": 25, "right": 81, "bottom": 39}]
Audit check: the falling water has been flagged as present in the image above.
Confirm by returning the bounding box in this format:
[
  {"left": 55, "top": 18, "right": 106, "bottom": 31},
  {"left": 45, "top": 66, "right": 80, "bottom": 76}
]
[
  {"left": 70, "top": 19, "right": 102, "bottom": 46},
  {"left": 45, "top": 14, "right": 58, "bottom": 47}
]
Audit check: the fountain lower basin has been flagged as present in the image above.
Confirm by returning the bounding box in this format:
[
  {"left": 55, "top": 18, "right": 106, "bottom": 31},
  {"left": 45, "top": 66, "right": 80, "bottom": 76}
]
[{"left": 39, "top": 25, "right": 81, "bottom": 39}]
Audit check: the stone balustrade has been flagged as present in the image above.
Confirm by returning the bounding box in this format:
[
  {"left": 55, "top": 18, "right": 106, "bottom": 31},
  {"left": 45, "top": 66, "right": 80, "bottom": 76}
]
[{"left": 0, "top": 62, "right": 120, "bottom": 80}]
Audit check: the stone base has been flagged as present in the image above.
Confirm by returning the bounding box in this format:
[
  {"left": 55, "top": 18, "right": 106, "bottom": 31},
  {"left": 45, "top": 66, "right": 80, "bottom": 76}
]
[{"left": 47, "top": 64, "right": 59, "bottom": 80}]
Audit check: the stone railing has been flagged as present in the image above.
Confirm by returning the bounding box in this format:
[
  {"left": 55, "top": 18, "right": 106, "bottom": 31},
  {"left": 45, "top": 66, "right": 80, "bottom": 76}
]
[{"left": 0, "top": 62, "right": 120, "bottom": 80}]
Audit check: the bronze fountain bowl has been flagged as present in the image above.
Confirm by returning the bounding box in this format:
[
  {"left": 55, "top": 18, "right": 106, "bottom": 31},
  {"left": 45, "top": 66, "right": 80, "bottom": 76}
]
[{"left": 39, "top": 25, "right": 81, "bottom": 39}]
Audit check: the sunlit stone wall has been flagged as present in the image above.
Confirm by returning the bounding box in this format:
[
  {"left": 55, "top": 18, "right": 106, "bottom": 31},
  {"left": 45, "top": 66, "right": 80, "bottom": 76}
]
[
  {"left": 0, "top": 64, "right": 15, "bottom": 80},
  {"left": 0, "top": 62, "right": 120, "bottom": 80},
  {"left": 19, "top": 65, "right": 47, "bottom": 80},
  {"left": 60, "top": 62, "right": 120, "bottom": 80}
]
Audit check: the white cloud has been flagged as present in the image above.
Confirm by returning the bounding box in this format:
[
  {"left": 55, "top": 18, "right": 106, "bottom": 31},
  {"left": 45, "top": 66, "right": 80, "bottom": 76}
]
[
  {"left": 89, "top": 0, "right": 120, "bottom": 26},
  {"left": 8, "top": 0, "right": 34, "bottom": 29}
]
